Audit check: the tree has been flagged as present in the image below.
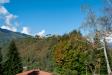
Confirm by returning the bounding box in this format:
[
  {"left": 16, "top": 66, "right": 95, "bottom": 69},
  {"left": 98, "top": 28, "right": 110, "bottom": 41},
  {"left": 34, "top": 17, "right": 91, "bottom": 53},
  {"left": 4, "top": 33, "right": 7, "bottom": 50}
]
[
  {"left": 0, "top": 48, "right": 3, "bottom": 75},
  {"left": 53, "top": 30, "right": 92, "bottom": 75},
  {"left": 3, "top": 40, "right": 23, "bottom": 75},
  {"left": 80, "top": 4, "right": 112, "bottom": 74}
]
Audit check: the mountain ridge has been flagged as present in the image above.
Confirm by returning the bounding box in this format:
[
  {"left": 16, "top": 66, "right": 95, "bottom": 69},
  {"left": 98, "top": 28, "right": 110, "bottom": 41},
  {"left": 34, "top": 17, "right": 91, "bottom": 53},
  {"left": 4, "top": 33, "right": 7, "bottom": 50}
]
[{"left": 0, "top": 28, "right": 31, "bottom": 47}]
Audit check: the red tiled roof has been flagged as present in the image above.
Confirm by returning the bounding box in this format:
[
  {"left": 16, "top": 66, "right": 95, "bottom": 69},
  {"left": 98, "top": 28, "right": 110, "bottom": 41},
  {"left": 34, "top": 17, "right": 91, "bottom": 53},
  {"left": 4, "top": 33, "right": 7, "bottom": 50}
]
[{"left": 16, "top": 70, "right": 52, "bottom": 75}]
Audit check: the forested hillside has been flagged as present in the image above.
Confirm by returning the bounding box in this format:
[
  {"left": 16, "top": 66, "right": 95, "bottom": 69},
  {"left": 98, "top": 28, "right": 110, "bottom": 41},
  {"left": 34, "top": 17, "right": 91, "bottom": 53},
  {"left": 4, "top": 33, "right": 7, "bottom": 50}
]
[
  {"left": 1, "top": 0, "right": 112, "bottom": 75},
  {"left": 1, "top": 30, "right": 111, "bottom": 75}
]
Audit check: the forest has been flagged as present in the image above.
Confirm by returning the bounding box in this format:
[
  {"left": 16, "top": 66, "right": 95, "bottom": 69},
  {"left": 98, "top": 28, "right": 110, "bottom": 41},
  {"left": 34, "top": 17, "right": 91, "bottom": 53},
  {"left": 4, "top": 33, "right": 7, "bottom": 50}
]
[{"left": 0, "top": 0, "right": 112, "bottom": 75}]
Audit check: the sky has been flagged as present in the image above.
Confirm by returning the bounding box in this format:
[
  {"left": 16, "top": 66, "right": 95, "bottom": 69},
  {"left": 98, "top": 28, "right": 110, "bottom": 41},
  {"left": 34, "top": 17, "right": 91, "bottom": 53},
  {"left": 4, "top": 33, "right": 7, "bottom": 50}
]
[{"left": 0, "top": 0, "right": 104, "bottom": 36}]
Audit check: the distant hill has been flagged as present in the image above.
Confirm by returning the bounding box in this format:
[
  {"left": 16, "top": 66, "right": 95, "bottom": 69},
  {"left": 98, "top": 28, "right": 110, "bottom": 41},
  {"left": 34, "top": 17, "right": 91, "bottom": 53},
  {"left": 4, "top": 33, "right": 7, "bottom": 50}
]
[{"left": 0, "top": 28, "right": 31, "bottom": 47}]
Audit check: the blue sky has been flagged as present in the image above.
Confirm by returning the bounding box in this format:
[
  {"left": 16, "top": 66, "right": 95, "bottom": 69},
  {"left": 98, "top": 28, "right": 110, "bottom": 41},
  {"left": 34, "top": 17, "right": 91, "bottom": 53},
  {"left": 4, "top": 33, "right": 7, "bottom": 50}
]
[{"left": 0, "top": 0, "right": 104, "bottom": 35}]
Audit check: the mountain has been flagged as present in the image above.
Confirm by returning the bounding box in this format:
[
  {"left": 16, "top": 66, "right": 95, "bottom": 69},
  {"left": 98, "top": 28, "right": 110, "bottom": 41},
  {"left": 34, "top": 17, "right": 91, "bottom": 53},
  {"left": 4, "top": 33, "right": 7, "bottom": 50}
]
[{"left": 0, "top": 28, "right": 31, "bottom": 47}]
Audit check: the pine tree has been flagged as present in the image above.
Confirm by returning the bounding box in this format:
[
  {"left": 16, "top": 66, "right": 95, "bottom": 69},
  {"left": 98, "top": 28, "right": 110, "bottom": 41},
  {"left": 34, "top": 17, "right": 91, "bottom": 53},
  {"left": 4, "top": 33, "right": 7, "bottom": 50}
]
[
  {"left": 0, "top": 48, "right": 3, "bottom": 75},
  {"left": 3, "top": 40, "right": 23, "bottom": 75}
]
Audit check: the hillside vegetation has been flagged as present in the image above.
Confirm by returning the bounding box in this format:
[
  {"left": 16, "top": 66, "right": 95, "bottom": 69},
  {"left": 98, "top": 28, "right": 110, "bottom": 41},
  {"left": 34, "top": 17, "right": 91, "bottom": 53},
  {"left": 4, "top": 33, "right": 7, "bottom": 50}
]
[{"left": 1, "top": 30, "right": 110, "bottom": 75}]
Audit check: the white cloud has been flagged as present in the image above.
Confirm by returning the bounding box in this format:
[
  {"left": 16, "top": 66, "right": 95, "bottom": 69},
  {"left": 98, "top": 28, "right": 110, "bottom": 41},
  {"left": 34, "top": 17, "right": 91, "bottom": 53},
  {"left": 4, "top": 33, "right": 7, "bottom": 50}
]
[
  {"left": 37, "top": 30, "right": 45, "bottom": 37},
  {"left": 21, "top": 27, "right": 30, "bottom": 35},
  {"left": 0, "top": 1, "right": 32, "bottom": 35},
  {"left": 0, "top": 0, "right": 10, "bottom": 3},
  {"left": 1, "top": 14, "right": 18, "bottom": 32},
  {"left": 1, "top": 25, "right": 17, "bottom": 32},
  {"left": 0, "top": 4, "right": 30, "bottom": 35},
  {"left": 0, "top": 6, "right": 8, "bottom": 15},
  {"left": 0, "top": 6, "right": 18, "bottom": 32},
  {"left": 5, "top": 14, "right": 17, "bottom": 25}
]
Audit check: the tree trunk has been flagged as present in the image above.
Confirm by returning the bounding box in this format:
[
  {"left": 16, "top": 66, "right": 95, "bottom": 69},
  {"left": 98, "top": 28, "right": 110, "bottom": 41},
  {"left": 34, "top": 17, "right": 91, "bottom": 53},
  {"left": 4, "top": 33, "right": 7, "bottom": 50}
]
[{"left": 103, "top": 38, "right": 111, "bottom": 75}]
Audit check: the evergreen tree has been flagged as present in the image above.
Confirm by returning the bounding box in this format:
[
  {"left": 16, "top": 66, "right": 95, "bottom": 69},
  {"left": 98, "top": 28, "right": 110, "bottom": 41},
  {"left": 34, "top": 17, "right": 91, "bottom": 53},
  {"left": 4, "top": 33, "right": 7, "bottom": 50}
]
[
  {"left": 0, "top": 48, "right": 3, "bottom": 75},
  {"left": 3, "top": 40, "right": 23, "bottom": 75}
]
